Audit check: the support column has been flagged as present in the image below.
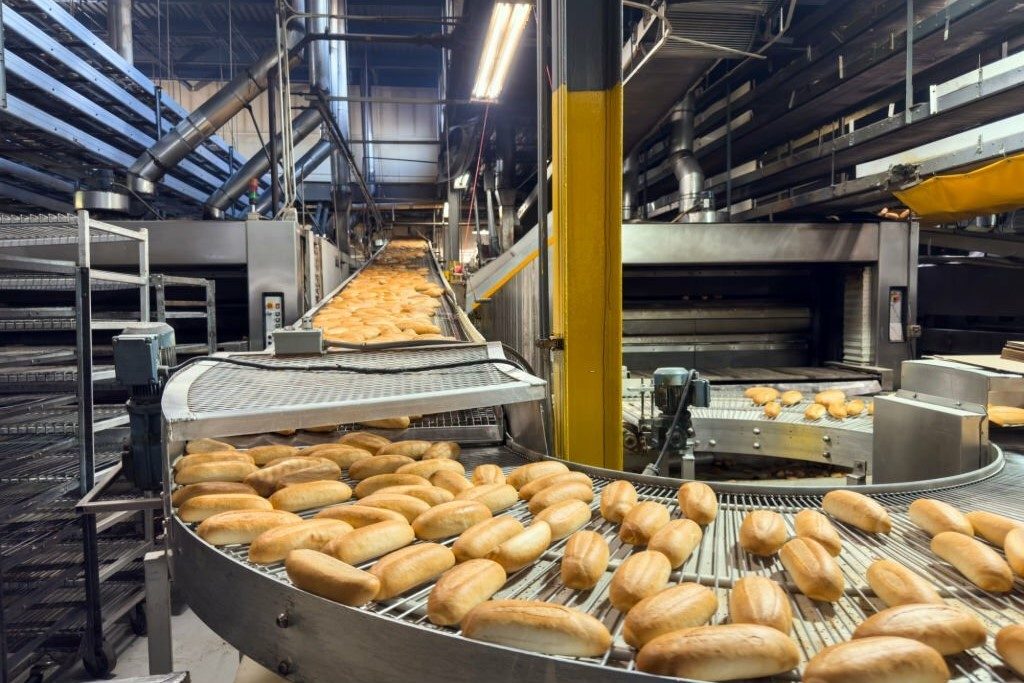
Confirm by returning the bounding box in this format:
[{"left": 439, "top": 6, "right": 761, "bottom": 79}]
[
  {"left": 551, "top": 0, "right": 623, "bottom": 469},
  {"left": 107, "top": 0, "right": 133, "bottom": 63},
  {"left": 446, "top": 189, "right": 462, "bottom": 266}
]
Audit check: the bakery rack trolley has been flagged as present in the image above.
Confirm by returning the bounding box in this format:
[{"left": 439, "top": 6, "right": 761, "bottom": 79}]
[
  {"left": 150, "top": 274, "right": 217, "bottom": 356},
  {"left": 0, "top": 211, "right": 152, "bottom": 681}
]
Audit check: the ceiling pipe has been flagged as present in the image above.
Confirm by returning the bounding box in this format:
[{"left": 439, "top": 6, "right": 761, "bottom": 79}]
[
  {"left": 327, "top": 0, "right": 353, "bottom": 242},
  {"left": 668, "top": 92, "right": 704, "bottom": 215},
  {"left": 107, "top": 0, "right": 133, "bottom": 63},
  {"left": 254, "top": 139, "right": 333, "bottom": 214}
]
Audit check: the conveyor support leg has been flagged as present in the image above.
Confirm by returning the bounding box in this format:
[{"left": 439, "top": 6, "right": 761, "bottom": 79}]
[{"left": 145, "top": 549, "right": 174, "bottom": 674}]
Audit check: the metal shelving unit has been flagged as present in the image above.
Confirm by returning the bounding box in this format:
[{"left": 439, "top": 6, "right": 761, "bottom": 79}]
[{"left": 151, "top": 274, "right": 217, "bottom": 355}]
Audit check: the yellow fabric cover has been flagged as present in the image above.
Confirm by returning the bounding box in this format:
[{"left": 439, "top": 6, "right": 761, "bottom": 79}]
[{"left": 893, "top": 153, "right": 1024, "bottom": 223}]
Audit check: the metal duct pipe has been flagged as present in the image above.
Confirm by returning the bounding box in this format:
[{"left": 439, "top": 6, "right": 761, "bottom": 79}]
[
  {"left": 668, "top": 93, "right": 704, "bottom": 215},
  {"left": 255, "top": 138, "right": 333, "bottom": 214},
  {"left": 107, "top": 0, "right": 133, "bottom": 63},
  {"left": 623, "top": 151, "right": 639, "bottom": 221},
  {"left": 328, "top": 0, "right": 353, "bottom": 242},
  {"left": 360, "top": 62, "right": 376, "bottom": 194},
  {"left": 127, "top": 1, "right": 306, "bottom": 195},
  {"left": 205, "top": 108, "right": 323, "bottom": 217}
]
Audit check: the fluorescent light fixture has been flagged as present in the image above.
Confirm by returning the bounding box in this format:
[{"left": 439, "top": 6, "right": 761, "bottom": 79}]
[{"left": 472, "top": 2, "right": 532, "bottom": 101}]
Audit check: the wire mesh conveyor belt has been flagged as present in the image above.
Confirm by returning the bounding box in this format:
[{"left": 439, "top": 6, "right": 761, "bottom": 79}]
[
  {"left": 172, "top": 445, "right": 1024, "bottom": 683},
  {"left": 691, "top": 396, "right": 875, "bottom": 432}
]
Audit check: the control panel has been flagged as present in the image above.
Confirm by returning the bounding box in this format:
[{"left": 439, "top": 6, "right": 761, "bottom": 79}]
[{"left": 263, "top": 292, "right": 284, "bottom": 349}]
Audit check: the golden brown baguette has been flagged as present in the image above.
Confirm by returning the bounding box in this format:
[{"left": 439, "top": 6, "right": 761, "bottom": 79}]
[
  {"left": 764, "top": 402, "right": 781, "bottom": 419},
  {"left": 600, "top": 480, "right": 638, "bottom": 523},
  {"left": 931, "top": 530, "right": 1014, "bottom": 592},
  {"left": 355, "top": 493, "right": 431, "bottom": 523},
  {"left": 285, "top": 549, "right": 380, "bottom": 606},
  {"left": 461, "top": 600, "right": 612, "bottom": 657},
  {"left": 196, "top": 510, "right": 302, "bottom": 545},
  {"left": 744, "top": 386, "right": 772, "bottom": 399},
  {"left": 487, "top": 521, "right": 551, "bottom": 572},
  {"left": 623, "top": 583, "right": 717, "bottom": 648},
  {"left": 185, "top": 438, "right": 235, "bottom": 454},
  {"left": 780, "top": 390, "right": 803, "bottom": 406},
  {"left": 268, "top": 480, "right": 352, "bottom": 512},
  {"left": 846, "top": 399, "right": 866, "bottom": 416},
  {"left": 369, "top": 542, "right": 456, "bottom": 600},
  {"left": 453, "top": 516, "right": 525, "bottom": 563},
  {"left": 242, "top": 457, "right": 322, "bottom": 496},
  {"left": 802, "top": 635, "right": 950, "bottom": 683},
  {"left": 456, "top": 483, "right": 519, "bottom": 514},
  {"left": 997, "top": 624, "right": 1024, "bottom": 678},
  {"left": 853, "top": 603, "right": 986, "bottom": 655},
  {"left": 517, "top": 471, "right": 592, "bottom": 501},
  {"left": 815, "top": 389, "right": 846, "bottom": 406},
  {"left": 178, "top": 493, "right": 272, "bottom": 522},
  {"left": 779, "top": 537, "right": 844, "bottom": 602},
  {"left": 739, "top": 510, "right": 788, "bottom": 556},
  {"left": 171, "top": 482, "right": 258, "bottom": 508},
  {"left": 526, "top": 481, "right": 594, "bottom": 515},
  {"left": 728, "top": 576, "right": 793, "bottom": 633},
  {"left": 396, "top": 459, "right": 464, "bottom": 480},
  {"left": 354, "top": 473, "right": 430, "bottom": 499},
  {"left": 506, "top": 460, "right": 570, "bottom": 489},
  {"left": 794, "top": 509, "right": 842, "bottom": 556},
  {"left": 314, "top": 504, "right": 406, "bottom": 527},
  {"left": 427, "top": 559, "right": 506, "bottom": 626},
  {"left": 636, "top": 624, "right": 800, "bottom": 680},
  {"left": 248, "top": 519, "right": 353, "bottom": 564},
  {"left": 748, "top": 387, "right": 780, "bottom": 405},
  {"left": 358, "top": 417, "right": 410, "bottom": 430},
  {"left": 1006, "top": 527, "right": 1024, "bottom": 576},
  {"left": 620, "top": 501, "right": 671, "bottom": 546},
  {"left": 609, "top": 550, "right": 672, "bottom": 612},
  {"left": 273, "top": 459, "right": 342, "bottom": 489},
  {"left": 246, "top": 444, "right": 301, "bottom": 466},
  {"left": 822, "top": 489, "right": 892, "bottom": 533},
  {"left": 431, "top": 469, "right": 474, "bottom": 495},
  {"left": 173, "top": 451, "right": 254, "bottom": 471},
  {"left": 301, "top": 445, "right": 373, "bottom": 469},
  {"left": 827, "top": 402, "right": 848, "bottom": 419},
  {"left": 422, "top": 441, "right": 461, "bottom": 460},
  {"left": 412, "top": 500, "right": 492, "bottom": 540},
  {"left": 966, "top": 510, "right": 1024, "bottom": 547},
  {"left": 676, "top": 481, "right": 718, "bottom": 525},
  {"left": 321, "top": 519, "right": 414, "bottom": 565},
  {"left": 175, "top": 461, "right": 258, "bottom": 485},
  {"left": 805, "top": 403, "right": 827, "bottom": 421},
  {"left": 535, "top": 499, "right": 591, "bottom": 540},
  {"left": 560, "top": 530, "right": 609, "bottom": 590},
  {"left": 348, "top": 454, "right": 414, "bottom": 480},
  {"left": 909, "top": 499, "right": 973, "bottom": 537},
  {"left": 303, "top": 424, "right": 338, "bottom": 433},
  {"left": 471, "top": 464, "right": 505, "bottom": 486},
  {"left": 374, "top": 485, "right": 453, "bottom": 506},
  {"left": 866, "top": 559, "right": 943, "bottom": 607},
  {"left": 378, "top": 440, "right": 432, "bottom": 459},
  {"left": 648, "top": 519, "right": 702, "bottom": 568},
  {"left": 337, "top": 431, "right": 391, "bottom": 453}
]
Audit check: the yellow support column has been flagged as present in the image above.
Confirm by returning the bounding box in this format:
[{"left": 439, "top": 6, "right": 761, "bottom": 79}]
[{"left": 550, "top": 0, "right": 623, "bottom": 470}]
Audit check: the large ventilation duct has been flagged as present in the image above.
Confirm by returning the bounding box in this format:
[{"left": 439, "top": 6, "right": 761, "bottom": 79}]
[
  {"left": 107, "top": 0, "right": 133, "bottom": 63},
  {"left": 204, "top": 108, "right": 323, "bottom": 218},
  {"left": 668, "top": 93, "right": 704, "bottom": 215},
  {"left": 623, "top": 152, "right": 639, "bottom": 221},
  {"left": 127, "top": 1, "right": 306, "bottom": 195},
  {"left": 327, "top": 0, "right": 353, "bottom": 240},
  {"left": 255, "top": 139, "right": 333, "bottom": 214}
]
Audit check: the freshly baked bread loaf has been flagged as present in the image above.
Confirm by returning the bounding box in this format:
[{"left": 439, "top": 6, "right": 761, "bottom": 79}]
[
  {"left": 739, "top": 510, "right": 788, "bottom": 556},
  {"left": 269, "top": 480, "right": 352, "bottom": 512},
  {"left": 845, "top": 399, "right": 866, "bottom": 416},
  {"left": 322, "top": 519, "right": 414, "bottom": 565},
  {"left": 966, "top": 510, "right": 1024, "bottom": 547},
  {"left": 358, "top": 417, "right": 410, "bottom": 429},
  {"left": 648, "top": 519, "right": 702, "bottom": 568},
  {"left": 272, "top": 459, "right": 342, "bottom": 489},
  {"left": 560, "top": 530, "right": 609, "bottom": 590},
  {"left": 196, "top": 510, "right": 302, "bottom": 545},
  {"left": 822, "top": 489, "right": 892, "bottom": 533},
  {"left": 397, "top": 459, "right": 464, "bottom": 480},
  {"left": 728, "top": 576, "right": 793, "bottom": 633},
  {"left": 412, "top": 500, "right": 492, "bottom": 540},
  {"left": 453, "top": 516, "right": 525, "bottom": 563},
  {"left": 764, "top": 402, "right": 782, "bottom": 419},
  {"left": 243, "top": 458, "right": 323, "bottom": 496},
  {"left": 535, "top": 499, "right": 591, "bottom": 540},
  {"left": 527, "top": 481, "right": 593, "bottom": 515},
  {"left": 996, "top": 624, "right": 1024, "bottom": 678},
  {"left": 518, "top": 471, "right": 592, "bottom": 501},
  {"left": 374, "top": 485, "right": 453, "bottom": 506},
  {"left": 600, "top": 480, "right": 638, "bottom": 523},
  {"left": 815, "top": 389, "right": 846, "bottom": 406},
  {"left": 487, "top": 522, "right": 551, "bottom": 572},
  {"left": 369, "top": 543, "right": 456, "bottom": 600},
  {"left": 171, "top": 482, "right": 257, "bottom": 508},
  {"left": 853, "top": 603, "right": 986, "bottom": 654},
  {"left": 609, "top": 550, "right": 672, "bottom": 612},
  {"left": 677, "top": 481, "right": 718, "bottom": 525},
  {"left": 780, "top": 390, "right": 803, "bottom": 406},
  {"left": 378, "top": 440, "right": 432, "bottom": 459},
  {"left": 802, "top": 635, "right": 950, "bottom": 683},
  {"left": 1005, "top": 526, "right": 1024, "bottom": 576},
  {"left": 285, "top": 549, "right": 379, "bottom": 606},
  {"left": 300, "top": 445, "right": 372, "bottom": 469},
  {"left": 249, "top": 519, "right": 353, "bottom": 564},
  {"left": 246, "top": 444, "right": 301, "bottom": 466},
  {"left": 623, "top": 582, "right": 717, "bottom": 648},
  {"left": 866, "top": 559, "right": 943, "bottom": 607},
  {"left": 314, "top": 504, "right": 406, "bottom": 527},
  {"left": 931, "top": 531, "right": 1014, "bottom": 592},
  {"left": 185, "top": 438, "right": 235, "bottom": 454},
  {"left": 461, "top": 600, "right": 612, "bottom": 657},
  {"left": 794, "top": 509, "right": 842, "bottom": 556},
  {"left": 804, "top": 403, "right": 827, "bottom": 421},
  {"left": 173, "top": 451, "right": 254, "bottom": 471},
  {"left": 431, "top": 469, "right": 473, "bottom": 495},
  {"left": 178, "top": 493, "right": 271, "bottom": 522},
  {"left": 337, "top": 431, "right": 391, "bottom": 453},
  {"left": 303, "top": 425, "right": 338, "bottom": 434},
  {"left": 909, "top": 499, "right": 973, "bottom": 537},
  {"left": 175, "top": 461, "right": 258, "bottom": 485},
  {"left": 779, "top": 537, "right": 844, "bottom": 602},
  {"left": 748, "top": 387, "right": 780, "bottom": 405},
  {"left": 456, "top": 483, "right": 518, "bottom": 514},
  {"left": 348, "top": 454, "right": 414, "bottom": 480},
  {"left": 636, "top": 624, "right": 800, "bottom": 680},
  {"left": 427, "top": 559, "right": 506, "bottom": 626},
  {"left": 355, "top": 493, "right": 431, "bottom": 522},
  {"left": 827, "top": 402, "right": 848, "bottom": 420},
  {"left": 620, "top": 501, "right": 671, "bottom": 546},
  {"left": 354, "top": 473, "right": 430, "bottom": 499},
  {"left": 507, "top": 460, "right": 570, "bottom": 489},
  {"left": 422, "top": 441, "right": 461, "bottom": 460},
  {"left": 744, "top": 386, "right": 771, "bottom": 399},
  {"left": 471, "top": 464, "right": 505, "bottom": 486}
]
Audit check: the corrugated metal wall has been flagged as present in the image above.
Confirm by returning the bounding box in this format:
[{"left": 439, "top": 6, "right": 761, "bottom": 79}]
[{"left": 476, "top": 257, "right": 543, "bottom": 375}]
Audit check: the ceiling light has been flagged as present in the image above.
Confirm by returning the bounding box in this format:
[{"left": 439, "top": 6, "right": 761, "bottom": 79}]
[{"left": 471, "top": 2, "right": 532, "bottom": 102}]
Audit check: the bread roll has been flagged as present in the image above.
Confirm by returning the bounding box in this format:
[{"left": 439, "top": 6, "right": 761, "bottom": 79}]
[
  {"left": 461, "top": 600, "right": 612, "bottom": 657},
  {"left": 196, "top": 510, "right": 302, "bottom": 545},
  {"left": 909, "top": 499, "right": 972, "bottom": 537},
  {"left": 535, "top": 499, "right": 591, "bottom": 540},
  {"left": 729, "top": 576, "right": 792, "bottom": 633},
  {"left": 527, "top": 481, "right": 593, "bottom": 515},
  {"left": 354, "top": 473, "right": 430, "bottom": 499},
  {"left": 249, "top": 519, "right": 352, "bottom": 564},
  {"left": 269, "top": 480, "right": 352, "bottom": 512},
  {"left": 780, "top": 390, "right": 803, "bottom": 406},
  {"left": 744, "top": 386, "right": 772, "bottom": 399},
  {"left": 243, "top": 458, "right": 321, "bottom": 496},
  {"left": 185, "top": 438, "right": 235, "bottom": 454},
  {"left": 456, "top": 483, "right": 519, "bottom": 514},
  {"left": 822, "top": 489, "right": 892, "bottom": 533},
  {"left": 560, "top": 530, "right": 609, "bottom": 590},
  {"left": 805, "top": 403, "right": 827, "bottom": 421},
  {"left": 931, "top": 530, "right": 1014, "bottom": 592},
  {"left": 427, "top": 559, "right": 506, "bottom": 626},
  {"left": 600, "top": 480, "right": 638, "bottom": 523},
  {"left": 779, "top": 537, "right": 844, "bottom": 602},
  {"left": 422, "top": 441, "right": 461, "bottom": 460},
  {"left": 739, "top": 510, "right": 788, "bottom": 556},
  {"left": 748, "top": 387, "right": 780, "bottom": 405},
  {"left": 624, "top": 582, "right": 717, "bottom": 648},
  {"left": 369, "top": 543, "right": 456, "bottom": 600},
  {"left": 431, "top": 469, "right": 473, "bottom": 495},
  {"left": 356, "top": 493, "right": 431, "bottom": 523},
  {"left": 412, "top": 500, "right": 492, "bottom": 540},
  {"left": 173, "top": 451, "right": 254, "bottom": 471},
  {"left": 338, "top": 431, "right": 391, "bottom": 453},
  {"left": 378, "top": 440, "right": 432, "bottom": 459},
  {"left": 828, "top": 402, "right": 848, "bottom": 419},
  {"left": 247, "top": 444, "right": 301, "bottom": 466},
  {"left": 374, "top": 485, "right": 453, "bottom": 506},
  {"left": 274, "top": 429, "right": 296, "bottom": 436},
  {"left": 285, "top": 549, "right": 380, "bottom": 606},
  {"left": 301, "top": 445, "right": 372, "bottom": 469},
  {"left": 677, "top": 481, "right": 718, "bottom": 525},
  {"left": 454, "top": 516, "right": 525, "bottom": 563},
  {"left": 802, "top": 635, "right": 950, "bottom": 683},
  {"left": 649, "top": 519, "right": 702, "bottom": 568},
  {"left": 507, "top": 460, "right": 570, "bottom": 489},
  {"left": 866, "top": 559, "right": 943, "bottom": 607},
  {"left": 358, "top": 417, "right": 410, "bottom": 429},
  {"left": 518, "top": 471, "right": 592, "bottom": 501},
  {"left": 322, "top": 519, "right": 414, "bottom": 565},
  {"left": 966, "top": 510, "right": 1024, "bottom": 547},
  {"left": 272, "top": 459, "right": 342, "bottom": 489},
  {"left": 853, "top": 603, "right": 986, "bottom": 655},
  {"left": 178, "top": 493, "right": 272, "bottom": 522},
  {"left": 1005, "top": 527, "right": 1024, "bottom": 576},
  {"left": 171, "top": 482, "right": 257, "bottom": 508},
  {"left": 794, "top": 509, "right": 842, "bottom": 556},
  {"left": 846, "top": 398, "right": 866, "bottom": 416},
  {"left": 314, "top": 504, "right": 406, "bottom": 527},
  {"left": 348, "top": 454, "right": 414, "bottom": 480},
  {"left": 609, "top": 550, "right": 672, "bottom": 612},
  {"left": 471, "top": 464, "right": 505, "bottom": 486},
  {"left": 397, "top": 459, "right": 464, "bottom": 480},
  {"left": 487, "top": 522, "right": 551, "bottom": 572},
  {"left": 636, "top": 624, "right": 800, "bottom": 681},
  {"left": 175, "top": 461, "right": 258, "bottom": 485},
  {"left": 303, "top": 424, "right": 338, "bottom": 434},
  {"left": 996, "top": 624, "right": 1024, "bottom": 678},
  {"left": 620, "top": 501, "right": 671, "bottom": 546},
  {"left": 764, "top": 402, "right": 782, "bottom": 419},
  {"left": 815, "top": 389, "right": 846, "bottom": 406}
]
